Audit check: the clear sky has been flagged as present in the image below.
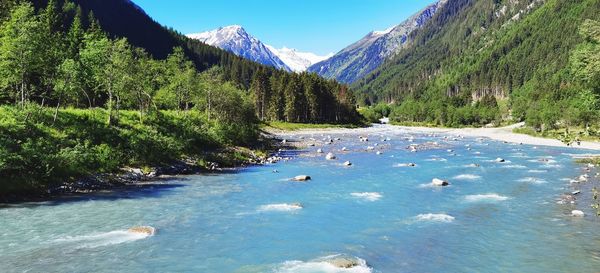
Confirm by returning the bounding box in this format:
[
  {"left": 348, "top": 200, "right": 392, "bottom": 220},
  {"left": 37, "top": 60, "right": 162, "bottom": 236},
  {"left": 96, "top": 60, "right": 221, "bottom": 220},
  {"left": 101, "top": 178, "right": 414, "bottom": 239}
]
[{"left": 131, "top": 0, "right": 438, "bottom": 55}]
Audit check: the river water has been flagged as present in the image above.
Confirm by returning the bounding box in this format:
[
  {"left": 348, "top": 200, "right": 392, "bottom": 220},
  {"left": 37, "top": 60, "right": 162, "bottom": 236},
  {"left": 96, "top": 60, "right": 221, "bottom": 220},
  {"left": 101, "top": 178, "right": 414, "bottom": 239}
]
[{"left": 2, "top": 126, "right": 600, "bottom": 272}]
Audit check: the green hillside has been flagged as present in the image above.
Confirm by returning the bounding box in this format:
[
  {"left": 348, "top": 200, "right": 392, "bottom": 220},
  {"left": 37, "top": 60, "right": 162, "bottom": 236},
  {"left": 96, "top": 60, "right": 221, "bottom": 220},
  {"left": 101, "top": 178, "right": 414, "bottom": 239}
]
[{"left": 354, "top": 0, "right": 600, "bottom": 129}]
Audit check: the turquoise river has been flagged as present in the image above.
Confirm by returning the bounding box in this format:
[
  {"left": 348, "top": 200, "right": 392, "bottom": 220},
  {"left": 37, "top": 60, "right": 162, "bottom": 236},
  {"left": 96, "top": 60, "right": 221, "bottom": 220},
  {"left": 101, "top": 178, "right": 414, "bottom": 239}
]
[{"left": 2, "top": 126, "right": 600, "bottom": 272}]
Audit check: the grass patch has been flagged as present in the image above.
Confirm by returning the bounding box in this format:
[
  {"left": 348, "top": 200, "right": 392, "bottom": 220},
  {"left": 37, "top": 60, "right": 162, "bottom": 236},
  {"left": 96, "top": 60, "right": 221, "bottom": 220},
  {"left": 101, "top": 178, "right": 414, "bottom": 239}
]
[{"left": 575, "top": 157, "right": 600, "bottom": 165}]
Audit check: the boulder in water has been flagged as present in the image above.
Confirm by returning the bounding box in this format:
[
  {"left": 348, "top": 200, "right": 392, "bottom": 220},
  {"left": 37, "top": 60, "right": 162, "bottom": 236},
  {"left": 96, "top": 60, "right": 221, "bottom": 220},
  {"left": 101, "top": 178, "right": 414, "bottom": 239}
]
[
  {"left": 327, "top": 257, "right": 360, "bottom": 269},
  {"left": 578, "top": 174, "right": 589, "bottom": 182},
  {"left": 293, "top": 175, "right": 311, "bottom": 182},
  {"left": 343, "top": 161, "right": 352, "bottom": 166},
  {"left": 326, "top": 152, "right": 337, "bottom": 160},
  {"left": 317, "top": 149, "right": 324, "bottom": 154},
  {"left": 128, "top": 226, "right": 156, "bottom": 236},
  {"left": 571, "top": 210, "right": 585, "bottom": 217},
  {"left": 432, "top": 178, "right": 450, "bottom": 187}
]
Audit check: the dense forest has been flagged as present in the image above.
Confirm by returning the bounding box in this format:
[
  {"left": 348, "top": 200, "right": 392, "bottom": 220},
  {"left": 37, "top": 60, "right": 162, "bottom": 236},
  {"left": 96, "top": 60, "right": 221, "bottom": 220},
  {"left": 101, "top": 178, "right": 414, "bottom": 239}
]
[
  {"left": 355, "top": 0, "right": 600, "bottom": 130},
  {"left": 0, "top": 0, "right": 360, "bottom": 198}
]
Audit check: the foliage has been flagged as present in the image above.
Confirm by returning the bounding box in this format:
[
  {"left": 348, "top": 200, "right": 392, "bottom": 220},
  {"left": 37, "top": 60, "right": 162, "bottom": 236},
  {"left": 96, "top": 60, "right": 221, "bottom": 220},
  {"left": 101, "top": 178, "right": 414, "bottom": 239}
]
[
  {"left": 0, "top": 105, "right": 258, "bottom": 196},
  {"left": 352, "top": 0, "right": 600, "bottom": 129}
]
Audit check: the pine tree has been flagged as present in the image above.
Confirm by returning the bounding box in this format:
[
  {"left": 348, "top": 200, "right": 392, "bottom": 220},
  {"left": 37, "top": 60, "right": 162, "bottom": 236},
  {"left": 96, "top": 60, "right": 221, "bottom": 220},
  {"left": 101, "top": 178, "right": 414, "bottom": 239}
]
[
  {"left": 250, "top": 69, "right": 271, "bottom": 120},
  {"left": 67, "top": 7, "right": 84, "bottom": 59}
]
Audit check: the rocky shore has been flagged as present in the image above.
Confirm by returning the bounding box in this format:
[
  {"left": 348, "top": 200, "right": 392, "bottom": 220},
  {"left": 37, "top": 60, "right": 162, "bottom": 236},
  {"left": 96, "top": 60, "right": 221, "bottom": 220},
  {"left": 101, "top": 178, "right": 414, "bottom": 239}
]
[{"left": 0, "top": 147, "right": 275, "bottom": 204}]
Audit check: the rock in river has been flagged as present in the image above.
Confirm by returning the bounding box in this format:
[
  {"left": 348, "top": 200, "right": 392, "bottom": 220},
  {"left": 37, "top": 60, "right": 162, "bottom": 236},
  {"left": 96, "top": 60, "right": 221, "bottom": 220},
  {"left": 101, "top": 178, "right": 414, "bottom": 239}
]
[
  {"left": 128, "top": 226, "right": 156, "bottom": 236},
  {"left": 293, "top": 175, "right": 312, "bottom": 182},
  {"left": 432, "top": 178, "right": 450, "bottom": 187},
  {"left": 571, "top": 210, "right": 585, "bottom": 217},
  {"left": 327, "top": 257, "right": 360, "bottom": 269}
]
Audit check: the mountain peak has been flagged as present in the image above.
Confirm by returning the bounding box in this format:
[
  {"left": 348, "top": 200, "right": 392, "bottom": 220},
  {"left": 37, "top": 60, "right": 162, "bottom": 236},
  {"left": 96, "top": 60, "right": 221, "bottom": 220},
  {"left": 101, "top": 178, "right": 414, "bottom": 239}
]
[
  {"left": 219, "top": 25, "right": 245, "bottom": 32},
  {"left": 187, "top": 26, "right": 291, "bottom": 71},
  {"left": 188, "top": 26, "right": 331, "bottom": 73}
]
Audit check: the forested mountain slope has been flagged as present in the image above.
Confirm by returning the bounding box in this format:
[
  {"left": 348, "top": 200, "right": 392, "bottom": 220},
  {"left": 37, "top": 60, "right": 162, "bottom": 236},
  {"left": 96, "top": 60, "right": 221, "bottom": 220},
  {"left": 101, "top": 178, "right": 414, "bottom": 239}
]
[
  {"left": 354, "top": 0, "right": 600, "bottom": 128},
  {"left": 8, "top": 0, "right": 360, "bottom": 124}
]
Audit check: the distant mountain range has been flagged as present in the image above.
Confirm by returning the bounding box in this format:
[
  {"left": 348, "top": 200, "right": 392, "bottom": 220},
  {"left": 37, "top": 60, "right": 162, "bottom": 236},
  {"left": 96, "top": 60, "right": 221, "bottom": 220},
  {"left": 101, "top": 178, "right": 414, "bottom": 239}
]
[
  {"left": 187, "top": 25, "right": 331, "bottom": 72},
  {"left": 307, "top": 0, "right": 447, "bottom": 83},
  {"left": 186, "top": 1, "right": 446, "bottom": 82}
]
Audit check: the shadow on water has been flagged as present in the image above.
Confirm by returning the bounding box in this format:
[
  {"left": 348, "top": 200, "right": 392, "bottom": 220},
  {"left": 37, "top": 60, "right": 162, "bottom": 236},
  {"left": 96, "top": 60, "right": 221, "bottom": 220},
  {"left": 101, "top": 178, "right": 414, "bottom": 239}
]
[
  {"left": 0, "top": 180, "right": 187, "bottom": 209},
  {"left": 0, "top": 149, "right": 306, "bottom": 210}
]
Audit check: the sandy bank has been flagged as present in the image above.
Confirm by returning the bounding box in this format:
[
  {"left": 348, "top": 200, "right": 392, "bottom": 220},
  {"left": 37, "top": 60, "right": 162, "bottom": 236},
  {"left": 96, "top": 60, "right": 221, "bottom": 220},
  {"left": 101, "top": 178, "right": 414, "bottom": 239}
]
[{"left": 268, "top": 123, "right": 600, "bottom": 151}]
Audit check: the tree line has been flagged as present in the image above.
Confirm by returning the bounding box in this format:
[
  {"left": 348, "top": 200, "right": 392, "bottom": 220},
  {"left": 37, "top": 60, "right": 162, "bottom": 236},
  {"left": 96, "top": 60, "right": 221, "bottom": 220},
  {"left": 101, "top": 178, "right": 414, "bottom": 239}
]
[{"left": 0, "top": 0, "right": 361, "bottom": 126}]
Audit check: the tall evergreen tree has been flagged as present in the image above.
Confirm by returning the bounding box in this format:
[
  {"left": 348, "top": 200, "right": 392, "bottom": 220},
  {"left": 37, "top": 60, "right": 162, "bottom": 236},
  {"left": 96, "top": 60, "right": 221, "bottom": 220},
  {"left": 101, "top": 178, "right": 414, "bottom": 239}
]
[{"left": 250, "top": 69, "right": 271, "bottom": 120}]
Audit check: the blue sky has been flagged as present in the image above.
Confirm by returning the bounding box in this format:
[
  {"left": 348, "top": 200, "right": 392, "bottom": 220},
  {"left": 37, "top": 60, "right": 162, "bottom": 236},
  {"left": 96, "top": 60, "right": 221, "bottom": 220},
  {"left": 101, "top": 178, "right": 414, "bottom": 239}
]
[{"left": 131, "top": 0, "right": 437, "bottom": 55}]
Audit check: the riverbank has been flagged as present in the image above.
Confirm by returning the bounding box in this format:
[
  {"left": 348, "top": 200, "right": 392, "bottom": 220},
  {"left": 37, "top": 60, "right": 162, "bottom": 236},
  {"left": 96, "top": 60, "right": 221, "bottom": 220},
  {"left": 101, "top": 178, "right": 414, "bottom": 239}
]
[
  {"left": 0, "top": 106, "right": 267, "bottom": 203},
  {"left": 267, "top": 123, "right": 600, "bottom": 151},
  {"left": 0, "top": 147, "right": 269, "bottom": 204}
]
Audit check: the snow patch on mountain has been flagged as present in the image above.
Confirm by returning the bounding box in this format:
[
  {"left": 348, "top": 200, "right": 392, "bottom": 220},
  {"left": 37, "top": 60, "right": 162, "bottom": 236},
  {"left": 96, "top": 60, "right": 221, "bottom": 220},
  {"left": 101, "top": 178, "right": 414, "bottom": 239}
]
[
  {"left": 187, "top": 25, "right": 291, "bottom": 71},
  {"left": 266, "top": 46, "right": 333, "bottom": 72}
]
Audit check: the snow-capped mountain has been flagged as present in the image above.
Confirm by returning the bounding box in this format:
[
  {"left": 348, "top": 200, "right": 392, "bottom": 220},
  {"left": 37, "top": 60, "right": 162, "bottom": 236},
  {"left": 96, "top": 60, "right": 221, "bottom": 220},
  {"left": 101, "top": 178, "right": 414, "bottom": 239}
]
[
  {"left": 308, "top": 0, "right": 447, "bottom": 83},
  {"left": 266, "top": 46, "right": 333, "bottom": 72},
  {"left": 187, "top": 25, "right": 291, "bottom": 71}
]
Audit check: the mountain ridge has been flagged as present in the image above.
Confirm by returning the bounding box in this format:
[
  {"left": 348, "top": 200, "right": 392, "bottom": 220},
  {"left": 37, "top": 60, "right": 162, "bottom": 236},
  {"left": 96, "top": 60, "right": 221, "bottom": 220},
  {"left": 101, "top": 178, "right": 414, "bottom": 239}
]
[
  {"left": 187, "top": 25, "right": 291, "bottom": 71},
  {"left": 307, "top": 0, "right": 447, "bottom": 84},
  {"left": 187, "top": 25, "right": 331, "bottom": 72}
]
